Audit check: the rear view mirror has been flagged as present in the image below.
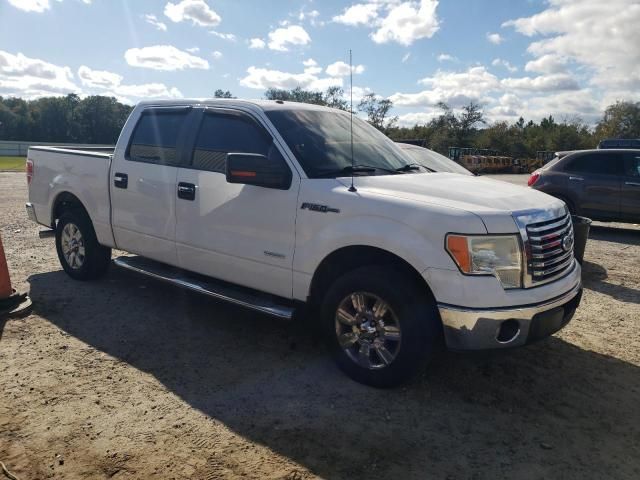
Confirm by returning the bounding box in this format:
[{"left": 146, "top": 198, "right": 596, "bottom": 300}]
[{"left": 226, "top": 153, "right": 292, "bottom": 190}]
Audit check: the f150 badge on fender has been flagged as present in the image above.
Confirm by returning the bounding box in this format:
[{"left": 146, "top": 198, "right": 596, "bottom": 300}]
[{"left": 300, "top": 202, "right": 340, "bottom": 214}]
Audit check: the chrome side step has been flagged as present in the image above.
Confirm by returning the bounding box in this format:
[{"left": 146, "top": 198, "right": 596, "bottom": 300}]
[{"left": 113, "top": 256, "right": 295, "bottom": 320}]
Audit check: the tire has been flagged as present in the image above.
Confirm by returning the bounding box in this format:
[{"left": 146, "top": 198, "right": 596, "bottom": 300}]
[
  {"left": 321, "top": 266, "right": 442, "bottom": 388},
  {"left": 55, "top": 209, "right": 111, "bottom": 280}
]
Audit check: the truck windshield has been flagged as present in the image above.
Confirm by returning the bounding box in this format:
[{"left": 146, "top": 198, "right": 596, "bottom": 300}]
[{"left": 265, "top": 109, "right": 416, "bottom": 178}]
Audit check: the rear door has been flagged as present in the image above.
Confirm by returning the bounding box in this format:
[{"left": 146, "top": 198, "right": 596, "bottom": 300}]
[
  {"left": 563, "top": 151, "right": 623, "bottom": 219},
  {"left": 620, "top": 151, "right": 640, "bottom": 221},
  {"left": 175, "top": 107, "right": 300, "bottom": 298},
  {"left": 110, "top": 106, "right": 194, "bottom": 265}
]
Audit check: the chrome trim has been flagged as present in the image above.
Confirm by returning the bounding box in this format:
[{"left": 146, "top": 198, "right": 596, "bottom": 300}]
[
  {"left": 625, "top": 181, "right": 640, "bottom": 187},
  {"left": 114, "top": 256, "right": 294, "bottom": 320},
  {"left": 438, "top": 279, "right": 582, "bottom": 350},
  {"left": 25, "top": 203, "right": 38, "bottom": 223},
  {"left": 513, "top": 206, "right": 575, "bottom": 288},
  {"left": 531, "top": 249, "right": 572, "bottom": 268}
]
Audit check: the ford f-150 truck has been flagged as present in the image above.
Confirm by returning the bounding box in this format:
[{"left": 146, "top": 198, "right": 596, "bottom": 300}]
[{"left": 25, "top": 99, "right": 582, "bottom": 387}]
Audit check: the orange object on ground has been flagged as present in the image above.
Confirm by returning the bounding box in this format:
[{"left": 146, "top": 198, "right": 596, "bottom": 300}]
[{"left": 0, "top": 233, "right": 13, "bottom": 299}]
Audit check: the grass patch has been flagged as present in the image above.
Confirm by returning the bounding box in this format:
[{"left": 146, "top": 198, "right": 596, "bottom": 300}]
[{"left": 0, "top": 156, "right": 26, "bottom": 171}]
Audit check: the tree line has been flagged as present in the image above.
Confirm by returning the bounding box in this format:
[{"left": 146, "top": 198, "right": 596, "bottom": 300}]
[{"left": 1, "top": 89, "right": 638, "bottom": 160}]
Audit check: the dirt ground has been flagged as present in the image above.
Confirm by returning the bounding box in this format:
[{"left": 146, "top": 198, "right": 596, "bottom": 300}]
[{"left": 1, "top": 172, "right": 639, "bottom": 479}]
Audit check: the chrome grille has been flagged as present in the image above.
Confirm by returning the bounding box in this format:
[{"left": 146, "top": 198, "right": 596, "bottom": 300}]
[{"left": 525, "top": 211, "right": 574, "bottom": 283}]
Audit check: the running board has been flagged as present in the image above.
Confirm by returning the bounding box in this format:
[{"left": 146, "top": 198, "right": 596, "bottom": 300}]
[{"left": 113, "top": 256, "right": 295, "bottom": 320}]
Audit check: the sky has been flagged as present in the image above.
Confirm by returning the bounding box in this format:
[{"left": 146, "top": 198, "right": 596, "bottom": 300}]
[{"left": 0, "top": 0, "right": 638, "bottom": 126}]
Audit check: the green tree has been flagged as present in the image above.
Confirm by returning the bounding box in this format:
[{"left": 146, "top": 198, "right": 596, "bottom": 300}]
[
  {"left": 358, "top": 93, "right": 398, "bottom": 131},
  {"left": 595, "top": 101, "right": 640, "bottom": 139},
  {"left": 213, "top": 89, "right": 235, "bottom": 98}
]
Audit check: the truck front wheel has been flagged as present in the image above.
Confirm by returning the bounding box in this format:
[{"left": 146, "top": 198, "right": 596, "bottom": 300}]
[
  {"left": 55, "top": 210, "right": 111, "bottom": 280},
  {"left": 321, "top": 266, "right": 441, "bottom": 388}
]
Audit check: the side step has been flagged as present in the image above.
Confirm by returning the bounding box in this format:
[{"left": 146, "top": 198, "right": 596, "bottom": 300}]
[{"left": 113, "top": 256, "right": 295, "bottom": 320}]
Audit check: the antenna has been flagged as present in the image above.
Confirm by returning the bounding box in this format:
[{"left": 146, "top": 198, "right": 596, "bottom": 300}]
[{"left": 348, "top": 49, "right": 357, "bottom": 193}]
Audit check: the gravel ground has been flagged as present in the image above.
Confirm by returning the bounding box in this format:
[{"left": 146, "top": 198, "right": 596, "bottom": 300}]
[{"left": 1, "top": 172, "right": 639, "bottom": 479}]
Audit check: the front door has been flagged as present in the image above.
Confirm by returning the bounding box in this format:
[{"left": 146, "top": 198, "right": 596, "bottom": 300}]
[{"left": 175, "top": 108, "right": 300, "bottom": 299}]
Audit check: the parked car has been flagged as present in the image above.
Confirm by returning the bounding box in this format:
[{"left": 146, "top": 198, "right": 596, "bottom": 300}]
[
  {"left": 26, "top": 99, "right": 582, "bottom": 387},
  {"left": 528, "top": 148, "right": 640, "bottom": 223},
  {"left": 395, "top": 143, "right": 473, "bottom": 175}
]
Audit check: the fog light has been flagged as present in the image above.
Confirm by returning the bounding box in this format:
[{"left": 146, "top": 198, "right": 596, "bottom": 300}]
[{"left": 496, "top": 319, "right": 520, "bottom": 343}]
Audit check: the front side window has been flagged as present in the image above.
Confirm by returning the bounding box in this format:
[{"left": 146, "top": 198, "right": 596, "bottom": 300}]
[
  {"left": 564, "top": 153, "right": 623, "bottom": 175},
  {"left": 192, "top": 112, "right": 276, "bottom": 172},
  {"left": 128, "top": 111, "right": 189, "bottom": 165},
  {"left": 265, "top": 109, "right": 415, "bottom": 178}
]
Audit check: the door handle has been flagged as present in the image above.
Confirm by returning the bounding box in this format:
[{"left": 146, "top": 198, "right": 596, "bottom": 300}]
[
  {"left": 625, "top": 181, "right": 640, "bottom": 187},
  {"left": 177, "top": 182, "right": 196, "bottom": 200},
  {"left": 114, "top": 172, "right": 128, "bottom": 189},
  {"left": 569, "top": 176, "right": 584, "bottom": 181}
]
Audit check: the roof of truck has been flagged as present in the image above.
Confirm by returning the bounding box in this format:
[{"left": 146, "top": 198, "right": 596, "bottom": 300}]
[{"left": 135, "top": 98, "right": 344, "bottom": 113}]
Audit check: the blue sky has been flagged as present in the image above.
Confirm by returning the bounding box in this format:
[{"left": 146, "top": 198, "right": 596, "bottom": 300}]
[{"left": 0, "top": 0, "right": 638, "bottom": 126}]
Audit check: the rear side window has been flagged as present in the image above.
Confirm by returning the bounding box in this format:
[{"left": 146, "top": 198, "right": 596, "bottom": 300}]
[
  {"left": 625, "top": 153, "right": 640, "bottom": 177},
  {"left": 191, "top": 112, "right": 274, "bottom": 172},
  {"left": 128, "top": 111, "right": 189, "bottom": 165},
  {"left": 563, "top": 153, "right": 623, "bottom": 175}
]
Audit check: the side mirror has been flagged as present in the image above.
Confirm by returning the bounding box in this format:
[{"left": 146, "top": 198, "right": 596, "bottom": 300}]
[{"left": 226, "top": 153, "right": 292, "bottom": 190}]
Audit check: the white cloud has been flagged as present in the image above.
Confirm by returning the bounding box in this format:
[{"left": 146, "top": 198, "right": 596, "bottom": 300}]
[
  {"left": 501, "top": 73, "right": 579, "bottom": 92},
  {"left": 325, "top": 61, "right": 365, "bottom": 77},
  {"left": 124, "top": 45, "right": 209, "bottom": 71},
  {"left": 524, "top": 54, "right": 567, "bottom": 74},
  {"left": 267, "top": 25, "right": 311, "bottom": 51},
  {"left": 210, "top": 31, "right": 236, "bottom": 41},
  {"left": 248, "top": 38, "right": 266, "bottom": 49},
  {"left": 114, "top": 83, "right": 182, "bottom": 102},
  {"left": 240, "top": 66, "right": 342, "bottom": 91},
  {"left": 186, "top": 47, "right": 200, "bottom": 53},
  {"left": 486, "top": 32, "right": 504, "bottom": 45},
  {"left": 332, "top": 3, "right": 379, "bottom": 26},
  {"left": 7, "top": 0, "right": 50, "bottom": 12},
  {"left": 371, "top": 0, "right": 440, "bottom": 46},
  {"left": 212, "top": 50, "right": 222, "bottom": 59},
  {"left": 396, "top": 111, "right": 439, "bottom": 127},
  {"left": 437, "top": 53, "right": 457, "bottom": 62},
  {"left": 390, "top": 66, "right": 500, "bottom": 107},
  {"left": 164, "top": 0, "right": 221, "bottom": 27},
  {"left": 78, "top": 65, "right": 122, "bottom": 88},
  {"left": 0, "top": 50, "right": 78, "bottom": 97},
  {"left": 303, "top": 58, "right": 317, "bottom": 67},
  {"left": 402, "top": 53, "right": 411, "bottom": 63},
  {"left": 492, "top": 58, "right": 518, "bottom": 73},
  {"left": 144, "top": 14, "right": 167, "bottom": 32},
  {"left": 503, "top": 0, "right": 640, "bottom": 93}
]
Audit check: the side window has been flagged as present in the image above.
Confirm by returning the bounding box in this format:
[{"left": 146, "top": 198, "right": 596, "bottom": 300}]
[
  {"left": 128, "top": 111, "right": 189, "bottom": 165},
  {"left": 624, "top": 153, "right": 640, "bottom": 177},
  {"left": 564, "top": 153, "right": 623, "bottom": 175},
  {"left": 192, "top": 112, "right": 276, "bottom": 173}
]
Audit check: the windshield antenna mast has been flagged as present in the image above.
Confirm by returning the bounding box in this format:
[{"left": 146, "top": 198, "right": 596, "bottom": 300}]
[{"left": 348, "top": 49, "right": 357, "bottom": 192}]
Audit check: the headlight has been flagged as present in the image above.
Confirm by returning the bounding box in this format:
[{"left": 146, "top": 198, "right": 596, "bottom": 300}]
[{"left": 446, "top": 234, "right": 522, "bottom": 289}]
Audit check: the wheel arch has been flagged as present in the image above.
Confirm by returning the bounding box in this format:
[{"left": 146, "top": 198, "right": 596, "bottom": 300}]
[
  {"left": 51, "top": 191, "right": 92, "bottom": 226},
  {"left": 308, "top": 245, "right": 436, "bottom": 306}
]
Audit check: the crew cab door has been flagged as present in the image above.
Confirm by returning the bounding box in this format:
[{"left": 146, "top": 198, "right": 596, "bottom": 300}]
[
  {"left": 110, "top": 106, "right": 194, "bottom": 265},
  {"left": 620, "top": 151, "right": 640, "bottom": 221},
  {"left": 175, "top": 107, "right": 300, "bottom": 298}
]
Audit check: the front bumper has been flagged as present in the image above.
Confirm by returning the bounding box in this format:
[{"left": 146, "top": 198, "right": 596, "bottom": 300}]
[{"left": 438, "top": 280, "right": 582, "bottom": 350}]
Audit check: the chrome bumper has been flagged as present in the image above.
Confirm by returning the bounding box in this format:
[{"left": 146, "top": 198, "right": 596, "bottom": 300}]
[
  {"left": 438, "top": 281, "right": 582, "bottom": 350},
  {"left": 25, "top": 202, "right": 38, "bottom": 223}
]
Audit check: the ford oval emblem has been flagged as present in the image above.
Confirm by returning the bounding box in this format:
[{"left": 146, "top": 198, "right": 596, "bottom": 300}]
[{"left": 562, "top": 232, "right": 574, "bottom": 252}]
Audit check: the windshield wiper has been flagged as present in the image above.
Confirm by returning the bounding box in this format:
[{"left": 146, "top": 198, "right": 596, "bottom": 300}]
[
  {"left": 314, "top": 165, "right": 399, "bottom": 178},
  {"left": 395, "top": 163, "right": 426, "bottom": 172}
]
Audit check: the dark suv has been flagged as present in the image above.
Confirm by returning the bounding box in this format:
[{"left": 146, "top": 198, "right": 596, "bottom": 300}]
[{"left": 529, "top": 149, "right": 640, "bottom": 223}]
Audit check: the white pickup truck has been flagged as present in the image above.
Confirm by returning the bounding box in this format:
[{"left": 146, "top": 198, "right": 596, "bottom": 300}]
[{"left": 26, "top": 99, "right": 582, "bottom": 387}]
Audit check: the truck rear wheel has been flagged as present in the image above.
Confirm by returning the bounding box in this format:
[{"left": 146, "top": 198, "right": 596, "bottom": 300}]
[
  {"left": 55, "top": 210, "right": 111, "bottom": 280},
  {"left": 321, "top": 266, "right": 441, "bottom": 388}
]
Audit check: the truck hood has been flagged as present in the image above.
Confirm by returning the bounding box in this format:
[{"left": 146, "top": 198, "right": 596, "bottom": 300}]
[{"left": 337, "top": 172, "right": 565, "bottom": 233}]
